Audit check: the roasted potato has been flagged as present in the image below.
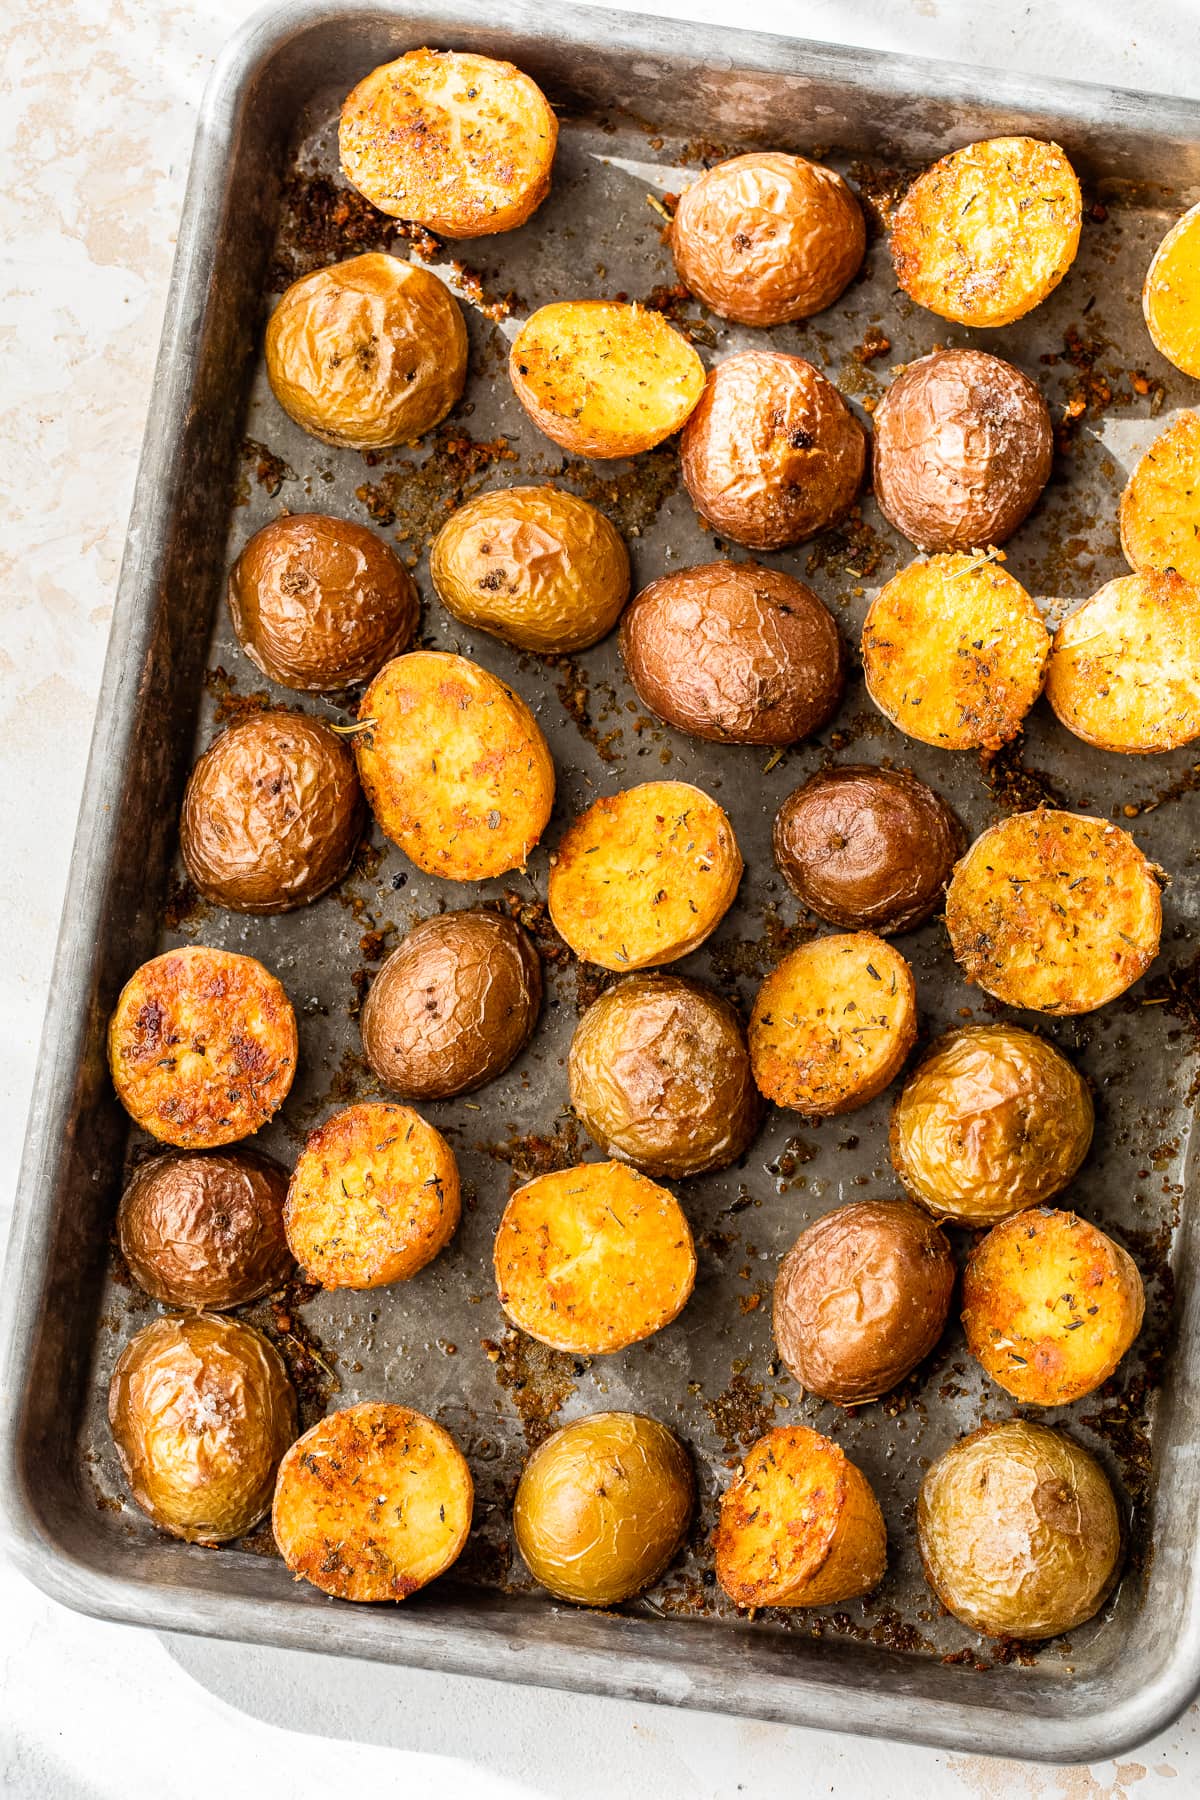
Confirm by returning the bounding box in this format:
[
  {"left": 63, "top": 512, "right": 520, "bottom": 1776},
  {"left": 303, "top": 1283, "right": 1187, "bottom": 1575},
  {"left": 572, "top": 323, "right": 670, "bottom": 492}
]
[
  {"left": 1046, "top": 571, "right": 1200, "bottom": 753},
  {"left": 265, "top": 253, "right": 467, "bottom": 449},
  {"left": 872, "top": 349, "right": 1053, "bottom": 552},
  {"left": 273, "top": 1402, "right": 473, "bottom": 1602},
  {"left": 108, "top": 946, "right": 297, "bottom": 1149},
  {"left": 618, "top": 561, "right": 844, "bottom": 746},
  {"left": 773, "top": 1199, "right": 954, "bottom": 1405},
  {"left": 891, "top": 137, "right": 1082, "bottom": 328},
  {"left": 109, "top": 1313, "right": 296, "bottom": 1543},
  {"left": 284, "top": 1101, "right": 460, "bottom": 1289},
  {"left": 360, "top": 910, "right": 541, "bottom": 1099},
  {"left": 890, "top": 1025, "right": 1093, "bottom": 1227},
  {"left": 568, "top": 974, "right": 761, "bottom": 1178},
  {"left": 493, "top": 1161, "right": 696, "bottom": 1354},
  {"left": 1120, "top": 411, "right": 1200, "bottom": 587},
  {"left": 861, "top": 553, "right": 1050, "bottom": 750},
  {"left": 715, "top": 1424, "right": 886, "bottom": 1608},
  {"left": 773, "top": 764, "right": 963, "bottom": 935},
  {"left": 117, "top": 1150, "right": 292, "bottom": 1310},
  {"left": 513, "top": 1411, "right": 694, "bottom": 1605},
  {"left": 1143, "top": 201, "right": 1200, "bottom": 378},
  {"left": 918, "top": 1420, "right": 1121, "bottom": 1638},
  {"left": 945, "top": 810, "right": 1162, "bottom": 1013},
  {"left": 354, "top": 651, "right": 554, "bottom": 881},
  {"left": 749, "top": 933, "right": 917, "bottom": 1115},
  {"left": 547, "top": 780, "right": 742, "bottom": 971},
  {"left": 227, "top": 513, "right": 419, "bottom": 692},
  {"left": 679, "top": 351, "right": 865, "bottom": 550},
  {"left": 430, "top": 485, "right": 630, "bottom": 653}
]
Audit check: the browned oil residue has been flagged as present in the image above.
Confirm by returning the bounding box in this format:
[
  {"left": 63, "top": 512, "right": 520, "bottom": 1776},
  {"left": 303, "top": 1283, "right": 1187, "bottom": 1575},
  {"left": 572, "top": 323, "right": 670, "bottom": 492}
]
[
  {"left": 547, "top": 654, "right": 622, "bottom": 762},
  {"left": 978, "top": 736, "right": 1070, "bottom": 814},
  {"left": 534, "top": 445, "right": 680, "bottom": 539},
  {"left": 269, "top": 167, "right": 439, "bottom": 286},
  {"left": 480, "top": 1116, "right": 587, "bottom": 1181},
  {"left": 481, "top": 1327, "right": 580, "bottom": 1448},
  {"left": 704, "top": 1371, "right": 781, "bottom": 1455},
  {"left": 239, "top": 436, "right": 296, "bottom": 497},
  {"left": 356, "top": 427, "right": 518, "bottom": 549},
  {"left": 804, "top": 507, "right": 889, "bottom": 583}
]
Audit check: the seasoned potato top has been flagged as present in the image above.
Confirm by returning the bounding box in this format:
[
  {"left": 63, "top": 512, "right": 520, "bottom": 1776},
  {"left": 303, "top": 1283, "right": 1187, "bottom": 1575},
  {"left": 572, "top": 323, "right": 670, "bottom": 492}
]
[
  {"left": 1143, "top": 201, "right": 1200, "bottom": 379},
  {"left": 1120, "top": 411, "right": 1200, "bottom": 587},
  {"left": 1046, "top": 570, "right": 1200, "bottom": 753}
]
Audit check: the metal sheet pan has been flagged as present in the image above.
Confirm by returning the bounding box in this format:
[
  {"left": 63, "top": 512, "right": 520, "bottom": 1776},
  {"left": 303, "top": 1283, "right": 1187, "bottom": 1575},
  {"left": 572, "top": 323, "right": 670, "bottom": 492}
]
[{"left": 5, "top": 0, "right": 1200, "bottom": 1763}]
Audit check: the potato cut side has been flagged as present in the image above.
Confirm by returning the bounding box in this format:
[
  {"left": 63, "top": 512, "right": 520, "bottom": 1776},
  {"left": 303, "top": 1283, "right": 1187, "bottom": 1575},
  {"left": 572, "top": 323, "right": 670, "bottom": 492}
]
[
  {"left": 493, "top": 1161, "right": 696, "bottom": 1354},
  {"left": 862, "top": 553, "right": 1049, "bottom": 750},
  {"left": 1120, "top": 411, "right": 1200, "bottom": 586},
  {"left": 1047, "top": 571, "right": 1200, "bottom": 752},
  {"left": 1143, "top": 201, "right": 1200, "bottom": 378},
  {"left": 273, "top": 1402, "right": 473, "bottom": 1602}
]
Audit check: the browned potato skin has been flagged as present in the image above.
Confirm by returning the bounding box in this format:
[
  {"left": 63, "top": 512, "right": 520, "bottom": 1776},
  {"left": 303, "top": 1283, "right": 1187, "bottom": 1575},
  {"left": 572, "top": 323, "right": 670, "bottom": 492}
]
[
  {"left": 360, "top": 910, "right": 542, "bottom": 1100},
  {"left": 680, "top": 352, "right": 865, "bottom": 550},
  {"left": 227, "top": 513, "right": 419, "bottom": 691},
  {"left": 773, "top": 1200, "right": 954, "bottom": 1405},
  {"left": 109, "top": 1313, "right": 296, "bottom": 1543},
  {"left": 619, "top": 562, "right": 844, "bottom": 746},
  {"left": 670, "top": 152, "right": 865, "bottom": 326},
  {"left": 773, "top": 765, "right": 964, "bottom": 934},
  {"left": 513, "top": 1412, "right": 695, "bottom": 1605},
  {"left": 872, "top": 349, "right": 1053, "bottom": 552},
  {"left": 117, "top": 1150, "right": 292, "bottom": 1310}
]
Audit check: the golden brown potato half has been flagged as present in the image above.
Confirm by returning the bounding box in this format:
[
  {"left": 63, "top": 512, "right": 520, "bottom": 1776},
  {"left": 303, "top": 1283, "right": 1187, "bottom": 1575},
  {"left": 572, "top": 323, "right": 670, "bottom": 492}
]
[
  {"left": 266, "top": 253, "right": 467, "bottom": 449},
  {"left": 749, "top": 933, "right": 917, "bottom": 1115},
  {"left": 1046, "top": 571, "right": 1200, "bottom": 753},
  {"left": 918, "top": 1420, "right": 1121, "bottom": 1638},
  {"left": 354, "top": 651, "right": 554, "bottom": 881},
  {"left": 944, "top": 810, "right": 1162, "bottom": 1014},
  {"left": 493, "top": 1161, "right": 696, "bottom": 1354},
  {"left": 715, "top": 1424, "right": 886, "bottom": 1608},
  {"left": 109, "top": 1313, "right": 296, "bottom": 1543},
  {"left": 513, "top": 1411, "right": 695, "bottom": 1605},
  {"left": 285, "top": 1101, "right": 460, "bottom": 1290},
  {"left": 430, "top": 485, "right": 630, "bottom": 653},
  {"left": 108, "top": 947, "right": 297, "bottom": 1149},
  {"left": 509, "top": 301, "right": 705, "bottom": 459},
  {"left": 679, "top": 351, "right": 865, "bottom": 550},
  {"left": 669, "top": 151, "right": 865, "bottom": 326},
  {"left": 273, "top": 1402, "right": 473, "bottom": 1601},
  {"left": 339, "top": 49, "right": 557, "bottom": 237},
  {"left": 547, "top": 780, "right": 742, "bottom": 971},
  {"left": 962, "top": 1208, "right": 1144, "bottom": 1405},
  {"left": 890, "top": 1024, "right": 1094, "bottom": 1227},
  {"left": 861, "top": 553, "right": 1049, "bottom": 750},
  {"left": 1143, "top": 201, "right": 1200, "bottom": 378},
  {"left": 117, "top": 1150, "right": 292, "bottom": 1310},
  {"left": 1120, "top": 411, "right": 1200, "bottom": 588},
  {"left": 891, "top": 137, "right": 1082, "bottom": 328}
]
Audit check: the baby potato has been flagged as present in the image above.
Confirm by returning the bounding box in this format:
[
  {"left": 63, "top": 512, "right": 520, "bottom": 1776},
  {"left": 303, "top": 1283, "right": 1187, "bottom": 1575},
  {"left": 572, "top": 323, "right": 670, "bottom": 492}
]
[
  {"left": 109, "top": 1313, "right": 296, "bottom": 1543},
  {"left": 354, "top": 651, "right": 554, "bottom": 881},
  {"left": 493, "top": 1161, "right": 696, "bottom": 1355},
  {"left": 945, "top": 809, "right": 1162, "bottom": 1014},
  {"left": 891, "top": 136, "right": 1082, "bottom": 328},
  {"left": 1046, "top": 570, "right": 1200, "bottom": 753},
  {"left": 273, "top": 1402, "right": 473, "bottom": 1602},
  {"left": 1143, "top": 200, "right": 1200, "bottom": 378},
  {"left": 547, "top": 780, "right": 742, "bottom": 970},
  {"left": 430, "top": 485, "right": 630, "bottom": 653},
  {"left": 509, "top": 301, "right": 705, "bottom": 459},
  {"left": 266, "top": 253, "right": 467, "bottom": 450},
  {"left": 108, "top": 946, "right": 297, "bottom": 1149},
  {"left": 339, "top": 49, "right": 557, "bottom": 237},
  {"left": 117, "top": 1150, "right": 292, "bottom": 1310},
  {"left": 669, "top": 151, "right": 865, "bottom": 326},
  {"left": 1120, "top": 411, "right": 1200, "bottom": 587},
  {"left": 715, "top": 1424, "right": 886, "bottom": 1609},
  {"left": 890, "top": 1025, "right": 1093, "bottom": 1227},
  {"left": 861, "top": 553, "right": 1050, "bottom": 750},
  {"left": 679, "top": 351, "right": 865, "bottom": 550},
  {"left": 513, "top": 1411, "right": 694, "bottom": 1605},
  {"left": 749, "top": 933, "right": 917, "bottom": 1116},
  {"left": 963, "top": 1208, "right": 1144, "bottom": 1405}
]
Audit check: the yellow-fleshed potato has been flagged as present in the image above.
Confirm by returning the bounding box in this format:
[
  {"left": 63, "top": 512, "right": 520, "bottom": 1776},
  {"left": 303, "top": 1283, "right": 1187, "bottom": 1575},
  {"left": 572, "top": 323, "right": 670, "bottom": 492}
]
[
  {"left": 1046, "top": 570, "right": 1200, "bottom": 753},
  {"left": 749, "top": 933, "right": 917, "bottom": 1115},
  {"left": 493, "top": 1161, "right": 696, "bottom": 1354},
  {"left": 430, "top": 485, "right": 630, "bottom": 653},
  {"left": 715, "top": 1424, "right": 886, "bottom": 1609},
  {"left": 547, "top": 780, "right": 742, "bottom": 970},
  {"left": 861, "top": 553, "right": 1050, "bottom": 750},
  {"left": 945, "top": 810, "right": 1162, "bottom": 1014},
  {"left": 354, "top": 651, "right": 554, "bottom": 881},
  {"left": 1143, "top": 201, "right": 1200, "bottom": 378},
  {"left": 891, "top": 136, "right": 1082, "bottom": 328},
  {"left": 273, "top": 1402, "right": 473, "bottom": 1602},
  {"left": 1121, "top": 411, "right": 1200, "bottom": 586},
  {"left": 509, "top": 301, "right": 706, "bottom": 459},
  {"left": 284, "top": 1102, "right": 460, "bottom": 1290},
  {"left": 962, "top": 1207, "right": 1144, "bottom": 1405},
  {"left": 108, "top": 947, "right": 297, "bottom": 1149}
]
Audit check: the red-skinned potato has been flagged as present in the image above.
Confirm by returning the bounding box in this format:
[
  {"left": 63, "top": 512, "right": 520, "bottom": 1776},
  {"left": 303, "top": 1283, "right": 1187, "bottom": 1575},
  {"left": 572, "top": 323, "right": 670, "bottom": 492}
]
[{"left": 117, "top": 1150, "right": 292, "bottom": 1310}]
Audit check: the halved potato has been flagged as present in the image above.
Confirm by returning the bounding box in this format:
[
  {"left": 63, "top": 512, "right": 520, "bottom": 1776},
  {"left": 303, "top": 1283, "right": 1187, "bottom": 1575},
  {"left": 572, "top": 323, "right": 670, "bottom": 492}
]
[
  {"left": 1143, "top": 201, "right": 1200, "bottom": 378},
  {"left": 1046, "top": 571, "right": 1200, "bottom": 752},
  {"left": 1120, "top": 411, "right": 1200, "bottom": 587}
]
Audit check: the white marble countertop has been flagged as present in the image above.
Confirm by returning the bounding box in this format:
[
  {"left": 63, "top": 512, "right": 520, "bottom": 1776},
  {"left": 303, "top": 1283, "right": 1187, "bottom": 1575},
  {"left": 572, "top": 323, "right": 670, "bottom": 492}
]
[{"left": 2, "top": 2, "right": 1199, "bottom": 1793}]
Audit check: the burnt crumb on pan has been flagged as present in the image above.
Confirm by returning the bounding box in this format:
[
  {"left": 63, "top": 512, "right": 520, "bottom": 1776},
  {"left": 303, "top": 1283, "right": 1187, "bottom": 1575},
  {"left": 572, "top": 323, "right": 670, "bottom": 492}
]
[
  {"left": 478, "top": 1116, "right": 586, "bottom": 1181},
  {"left": 640, "top": 282, "right": 718, "bottom": 347},
  {"left": 449, "top": 260, "right": 519, "bottom": 322},
  {"left": 527, "top": 445, "right": 679, "bottom": 539},
  {"left": 1040, "top": 323, "right": 1137, "bottom": 448},
  {"left": 703, "top": 1371, "right": 783, "bottom": 1456},
  {"left": 846, "top": 159, "right": 914, "bottom": 237},
  {"left": 480, "top": 1326, "right": 581, "bottom": 1449},
  {"left": 268, "top": 167, "right": 440, "bottom": 287},
  {"left": 161, "top": 875, "right": 208, "bottom": 933},
  {"left": 494, "top": 890, "right": 616, "bottom": 1011},
  {"left": 978, "top": 736, "right": 1071, "bottom": 813},
  {"left": 676, "top": 135, "right": 742, "bottom": 169},
  {"left": 201, "top": 665, "right": 277, "bottom": 728},
  {"left": 1141, "top": 949, "right": 1200, "bottom": 1069},
  {"left": 239, "top": 437, "right": 296, "bottom": 498},
  {"left": 238, "top": 1275, "right": 340, "bottom": 1429},
  {"left": 355, "top": 427, "right": 517, "bottom": 551},
  {"left": 768, "top": 1135, "right": 819, "bottom": 1190},
  {"left": 804, "top": 508, "right": 889, "bottom": 584},
  {"left": 1117, "top": 761, "right": 1200, "bottom": 820},
  {"left": 1082, "top": 1216, "right": 1174, "bottom": 1529},
  {"left": 706, "top": 908, "right": 818, "bottom": 990},
  {"left": 546, "top": 654, "right": 622, "bottom": 761}
]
